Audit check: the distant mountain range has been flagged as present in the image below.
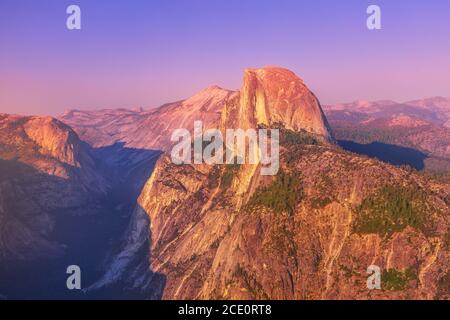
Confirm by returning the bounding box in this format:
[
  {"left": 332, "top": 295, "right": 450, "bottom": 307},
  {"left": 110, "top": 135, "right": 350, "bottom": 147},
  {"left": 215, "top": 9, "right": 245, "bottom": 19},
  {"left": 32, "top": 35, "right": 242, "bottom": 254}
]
[
  {"left": 0, "top": 67, "right": 448, "bottom": 300},
  {"left": 323, "top": 98, "right": 450, "bottom": 173},
  {"left": 325, "top": 97, "right": 450, "bottom": 126}
]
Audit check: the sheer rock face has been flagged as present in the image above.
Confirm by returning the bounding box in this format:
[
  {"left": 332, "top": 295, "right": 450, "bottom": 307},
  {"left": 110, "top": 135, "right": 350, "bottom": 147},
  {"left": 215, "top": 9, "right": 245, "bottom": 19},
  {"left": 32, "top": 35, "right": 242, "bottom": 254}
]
[
  {"left": 22, "top": 116, "right": 83, "bottom": 168},
  {"left": 235, "top": 67, "right": 332, "bottom": 140},
  {"left": 0, "top": 114, "right": 102, "bottom": 179}
]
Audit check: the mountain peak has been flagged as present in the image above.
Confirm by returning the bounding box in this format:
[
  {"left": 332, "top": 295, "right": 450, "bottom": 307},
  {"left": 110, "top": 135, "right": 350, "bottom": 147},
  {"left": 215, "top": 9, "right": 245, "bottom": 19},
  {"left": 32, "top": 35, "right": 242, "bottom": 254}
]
[
  {"left": 244, "top": 66, "right": 305, "bottom": 83},
  {"left": 235, "top": 66, "right": 333, "bottom": 140},
  {"left": 182, "top": 85, "right": 234, "bottom": 107}
]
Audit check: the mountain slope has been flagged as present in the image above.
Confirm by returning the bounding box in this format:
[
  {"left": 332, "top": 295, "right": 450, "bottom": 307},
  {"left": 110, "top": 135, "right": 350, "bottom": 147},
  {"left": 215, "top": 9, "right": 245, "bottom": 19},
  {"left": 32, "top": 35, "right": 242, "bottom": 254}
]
[
  {"left": 138, "top": 136, "right": 449, "bottom": 299},
  {"left": 97, "top": 68, "right": 449, "bottom": 300},
  {"left": 60, "top": 86, "right": 236, "bottom": 151}
]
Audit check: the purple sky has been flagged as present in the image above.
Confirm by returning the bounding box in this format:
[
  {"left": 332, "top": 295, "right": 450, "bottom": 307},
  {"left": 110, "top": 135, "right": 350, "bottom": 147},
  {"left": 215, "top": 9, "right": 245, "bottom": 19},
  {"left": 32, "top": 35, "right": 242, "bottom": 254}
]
[{"left": 1, "top": 0, "right": 449, "bottom": 115}]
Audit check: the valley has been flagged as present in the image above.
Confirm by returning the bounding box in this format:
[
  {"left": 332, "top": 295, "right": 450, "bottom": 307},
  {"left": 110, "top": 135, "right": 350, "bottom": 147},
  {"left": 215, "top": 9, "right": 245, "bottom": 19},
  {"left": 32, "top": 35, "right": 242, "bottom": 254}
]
[{"left": 0, "top": 115, "right": 160, "bottom": 298}]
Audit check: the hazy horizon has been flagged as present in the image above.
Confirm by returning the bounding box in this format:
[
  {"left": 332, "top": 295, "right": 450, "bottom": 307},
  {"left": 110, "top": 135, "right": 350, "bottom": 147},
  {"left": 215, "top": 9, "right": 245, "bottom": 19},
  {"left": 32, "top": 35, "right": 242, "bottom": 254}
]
[
  {"left": 1, "top": 0, "right": 450, "bottom": 115},
  {"left": 3, "top": 84, "right": 449, "bottom": 118}
]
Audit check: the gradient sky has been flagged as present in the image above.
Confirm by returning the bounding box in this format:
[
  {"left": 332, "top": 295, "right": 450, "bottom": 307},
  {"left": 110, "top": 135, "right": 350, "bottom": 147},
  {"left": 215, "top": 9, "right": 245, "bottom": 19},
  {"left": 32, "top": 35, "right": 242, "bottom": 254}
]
[{"left": 1, "top": 0, "right": 449, "bottom": 115}]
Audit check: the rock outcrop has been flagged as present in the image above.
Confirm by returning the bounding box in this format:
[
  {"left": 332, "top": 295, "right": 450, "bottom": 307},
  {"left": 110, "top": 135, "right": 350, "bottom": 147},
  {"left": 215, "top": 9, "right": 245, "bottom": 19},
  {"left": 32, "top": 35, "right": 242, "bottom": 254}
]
[{"left": 0, "top": 114, "right": 107, "bottom": 263}]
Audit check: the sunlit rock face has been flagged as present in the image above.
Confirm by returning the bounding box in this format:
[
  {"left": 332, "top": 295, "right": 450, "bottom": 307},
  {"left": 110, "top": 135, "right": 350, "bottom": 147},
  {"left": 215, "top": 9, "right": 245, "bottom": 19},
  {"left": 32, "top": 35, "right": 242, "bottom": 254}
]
[
  {"left": 236, "top": 67, "right": 333, "bottom": 140},
  {"left": 22, "top": 116, "right": 82, "bottom": 168}
]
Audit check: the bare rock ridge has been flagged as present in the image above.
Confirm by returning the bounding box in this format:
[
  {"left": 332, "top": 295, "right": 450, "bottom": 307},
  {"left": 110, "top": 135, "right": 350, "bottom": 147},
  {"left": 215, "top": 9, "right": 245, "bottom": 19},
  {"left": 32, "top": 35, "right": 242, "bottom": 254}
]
[
  {"left": 61, "top": 67, "right": 333, "bottom": 151},
  {"left": 0, "top": 114, "right": 105, "bottom": 186},
  {"left": 22, "top": 116, "right": 83, "bottom": 167},
  {"left": 60, "top": 86, "right": 235, "bottom": 150}
]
